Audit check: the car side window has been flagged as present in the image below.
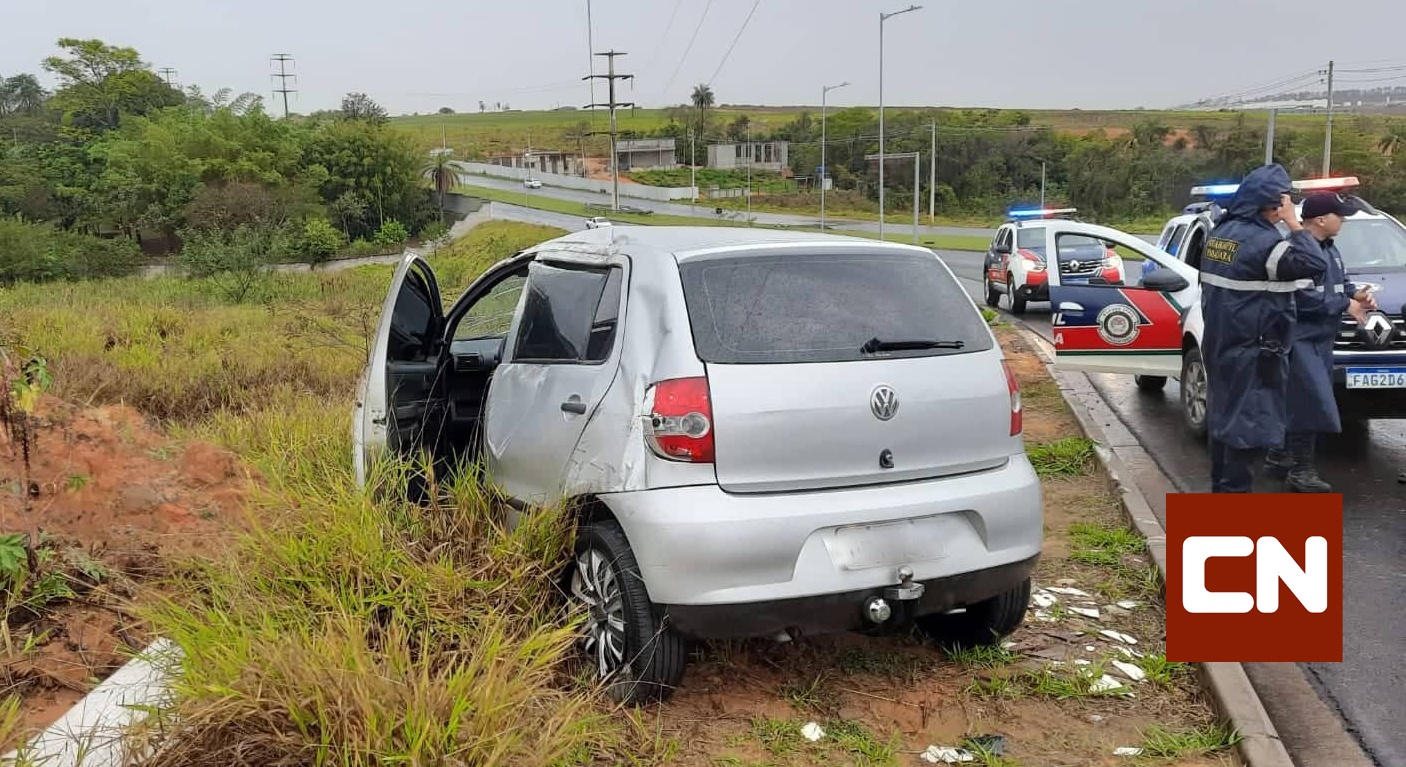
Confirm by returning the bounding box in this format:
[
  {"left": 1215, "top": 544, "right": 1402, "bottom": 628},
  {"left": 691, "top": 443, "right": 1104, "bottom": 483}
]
[
  {"left": 996, "top": 228, "right": 1012, "bottom": 251},
  {"left": 453, "top": 272, "right": 528, "bottom": 342},
  {"left": 510, "top": 262, "right": 621, "bottom": 364},
  {"left": 1166, "top": 224, "right": 1188, "bottom": 255},
  {"left": 388, "top": 263, "right": 437, "bottom": 361}
]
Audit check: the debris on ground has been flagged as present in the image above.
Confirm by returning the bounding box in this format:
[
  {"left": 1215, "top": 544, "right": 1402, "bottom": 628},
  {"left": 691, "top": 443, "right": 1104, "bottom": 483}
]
[{"left": 800, "top": 722, "right": 825, "bottom": 742}]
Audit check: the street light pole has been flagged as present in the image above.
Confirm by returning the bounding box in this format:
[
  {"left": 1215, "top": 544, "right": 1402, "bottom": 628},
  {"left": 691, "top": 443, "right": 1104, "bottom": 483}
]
[
  {"left": 878, "top": 4, "right": 922, "bottom": 239},
  {"left": 746, "top": 118, "right": 752, "bottom": 225},
  {"left": 821, "top": 81, "right": 850, "bottom": 230},
  {"left": 1040, "top": 160, "right": 1046, "bottom": 209}
]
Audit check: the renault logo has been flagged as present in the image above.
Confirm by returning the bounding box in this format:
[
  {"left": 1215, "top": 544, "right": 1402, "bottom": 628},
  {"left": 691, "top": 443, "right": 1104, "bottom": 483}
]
[
  {"left": 871, "top": 385, "right": 899, "bottom": 421},
  {"left": 1069, "top": 260, "right": 1081, "bottom": 270},
  {"left": 1361, "top": 312, "right": 1396, "bottom": 348}
]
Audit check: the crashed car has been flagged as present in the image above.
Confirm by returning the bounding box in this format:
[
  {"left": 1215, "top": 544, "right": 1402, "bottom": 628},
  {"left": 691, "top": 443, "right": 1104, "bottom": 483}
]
[
  {"left": 984, "top": 207, "right": 1126, "bottom": 314},
  {"left": 353, "top": 226, "right": 1043, "bottom": 703}
]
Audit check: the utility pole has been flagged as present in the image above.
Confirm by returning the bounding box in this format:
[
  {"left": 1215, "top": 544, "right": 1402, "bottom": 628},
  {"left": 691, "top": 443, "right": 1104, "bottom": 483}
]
[
  {"left": 878, "top": 5, "right": 923, "bottom": 239},
  {"left": 1040, "top": 160, "right": 1047, "bottom": 209},
  {"left": 746, "top": 119, "right": 753, "bottom": 225},
  {"left": 270, "top": 54, "right": 296, "bottom": 119},
  {"left": 689, "top": 128, "right": 697, "bottom": 216},
  {"left": 584, "top": 50, "right": 634, "bottom": 212},
  {"left": 158, "top": 67, "right": 178, "bottom": 88},
  {"left": 1323, "top": 60, "right": 1335, "bottom": 176},
  {"left": 929, "top": 119, "right": 936, "bottom": 222},
  {"left": 1265, "top": 108, "right": 1277, "bottom": 166}
]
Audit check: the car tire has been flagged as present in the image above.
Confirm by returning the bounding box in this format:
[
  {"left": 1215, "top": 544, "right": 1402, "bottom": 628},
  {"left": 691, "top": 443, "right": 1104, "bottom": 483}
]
[
  {"left": 1007, "top": 278, "right": 1027, "bottom": 314},
  {"left": 1134, "top": 375, "right": 1168, "bottom": 392},
  {"left": 914, "top": 577, "right": 1032, "bottom": 649},
  {"left": 570, "top": 520, "right": 688, "bottom": 704},
  {"left": 984, "top": 275, "right": 1001, "bottom": 308},
  {"left": 1180, "top": 345, "right": 1209, "bottom": 441}
]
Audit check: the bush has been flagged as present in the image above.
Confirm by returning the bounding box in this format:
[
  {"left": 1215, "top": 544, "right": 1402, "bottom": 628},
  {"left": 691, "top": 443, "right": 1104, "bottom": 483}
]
[
  {"left": 299, "top": 217, "right": 346, "bottom": 263},
  {"left": 347, "top": 239, "right": 384, "bottom": 258},
  {"left": 373, "top": 219, "right": 409, "bottom": 248},
  {"left": 177, "top": 225, "right": 291, "bottom": 303},
  {"left": 0, "top": 215, "right": 143, "bottom": 285}
]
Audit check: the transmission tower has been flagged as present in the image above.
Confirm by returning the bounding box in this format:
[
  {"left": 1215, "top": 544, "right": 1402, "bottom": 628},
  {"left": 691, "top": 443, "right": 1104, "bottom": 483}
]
[
  {"left": 157, "top": 67, "right": 178, "bottom": 88},
  {"left": 270, "top": 54, "right": 297, "bottom": 118},
  {"left": 584, "top": 50, "right": 635, "bottom": 212}
]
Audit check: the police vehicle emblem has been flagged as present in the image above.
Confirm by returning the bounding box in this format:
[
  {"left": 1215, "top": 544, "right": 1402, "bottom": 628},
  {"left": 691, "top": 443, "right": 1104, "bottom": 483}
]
[{"left": 1095, "top": 303, "right": 1141, "bottom": 346}]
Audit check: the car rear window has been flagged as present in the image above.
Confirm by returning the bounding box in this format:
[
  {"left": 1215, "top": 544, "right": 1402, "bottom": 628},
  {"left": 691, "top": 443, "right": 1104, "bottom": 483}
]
[{"left": 677, "top": 251, "right": 994, "bottom": 364}]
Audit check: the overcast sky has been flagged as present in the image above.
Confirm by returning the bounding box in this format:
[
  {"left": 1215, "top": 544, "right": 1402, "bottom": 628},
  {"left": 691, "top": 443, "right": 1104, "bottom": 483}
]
[{"left": 4, "top": 0, "right": 1403, "bottom": 115}]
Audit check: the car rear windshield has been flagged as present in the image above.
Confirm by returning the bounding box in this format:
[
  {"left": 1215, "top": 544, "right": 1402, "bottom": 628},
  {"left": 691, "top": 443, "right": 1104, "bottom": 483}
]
[{"left": 677, "top": 251, "right": 994, "bottom": 364}]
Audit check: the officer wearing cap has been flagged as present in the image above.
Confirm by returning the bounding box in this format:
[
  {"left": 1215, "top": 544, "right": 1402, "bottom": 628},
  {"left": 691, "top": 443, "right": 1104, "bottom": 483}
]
[
  {"left": 1264, "top": 191, "right": 1377, "bottom": 491},
  {"left": 1199, "top": 164, "right": 1329, "bottom": 493}
]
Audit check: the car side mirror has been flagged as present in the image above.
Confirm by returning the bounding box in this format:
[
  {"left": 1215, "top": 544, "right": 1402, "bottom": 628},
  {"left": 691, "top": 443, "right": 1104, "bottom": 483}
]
[
  {"left": 993, "top": 245, "right": 1011, "bottom": 255},
  {"left": 1140, "top": 267, "right": 1190, "bottom": 293}
]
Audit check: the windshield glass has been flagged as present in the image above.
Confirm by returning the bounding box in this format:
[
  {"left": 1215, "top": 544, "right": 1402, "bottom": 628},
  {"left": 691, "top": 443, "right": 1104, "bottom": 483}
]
[{"left": 1335, "top": 216, "right": 1406, "bottom": 272}]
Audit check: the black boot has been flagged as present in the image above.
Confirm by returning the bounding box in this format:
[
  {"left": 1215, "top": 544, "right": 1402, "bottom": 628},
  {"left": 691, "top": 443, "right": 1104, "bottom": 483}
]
[
  {"left": 1285, "top": 434, "right": 1332, "bottom": 493},
  {"left": 1264, "top": 447, "right": 1293, "bottom": 479}
]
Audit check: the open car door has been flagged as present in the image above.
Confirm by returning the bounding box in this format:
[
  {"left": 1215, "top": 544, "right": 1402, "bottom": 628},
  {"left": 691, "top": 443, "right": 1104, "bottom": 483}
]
[
  {"left": 1044, "top": 222, "right": 1199, "bottom": 378},
  {"left": 353, "top": 253, "right": 446, "bottom": 489}
]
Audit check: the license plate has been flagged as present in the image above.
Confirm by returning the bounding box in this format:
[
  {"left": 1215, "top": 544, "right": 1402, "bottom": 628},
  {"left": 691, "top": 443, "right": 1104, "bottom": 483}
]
[
  {"left": 830, "top": 517, "right": 951, "bottom": 571},
  {"left": 1345, "top": 367, "right": 1406, "bottom": 389}
]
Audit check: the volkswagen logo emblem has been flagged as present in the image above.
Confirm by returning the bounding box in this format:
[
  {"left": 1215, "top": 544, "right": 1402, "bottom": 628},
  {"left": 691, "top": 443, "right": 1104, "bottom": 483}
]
[
  {"left": 871, "top": 385, "right": 899, "bottom": 421},
  {"left": 1361, "top": 312, "right": 1396, "bottom": 348}
]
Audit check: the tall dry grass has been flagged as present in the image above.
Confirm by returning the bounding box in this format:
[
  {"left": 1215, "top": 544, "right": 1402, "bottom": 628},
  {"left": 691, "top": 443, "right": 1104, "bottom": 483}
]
[{"left": 6, "top": 221, "right": 657, "bottom": 765}]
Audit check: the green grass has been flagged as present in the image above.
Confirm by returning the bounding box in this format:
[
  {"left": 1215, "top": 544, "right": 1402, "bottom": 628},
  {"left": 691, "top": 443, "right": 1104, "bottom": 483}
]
[
  {"left": 1138, "top": 723, "right": 1242, "bottom": 759},
  {"left": 1026, "top": 436, "right": 1097, "bottom": 477},
  {"left": 1068, "top": 522, "right": 1148, "bottom": 567}
]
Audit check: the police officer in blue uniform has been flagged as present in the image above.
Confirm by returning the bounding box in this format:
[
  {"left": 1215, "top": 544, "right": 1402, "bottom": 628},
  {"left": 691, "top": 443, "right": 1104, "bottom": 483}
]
[
  {"left": 1199, "top": 164, "right": 1329, "bottom": 493},
  {"left": 1264, "top": 191, "right": 1376, "bottom": 491}
]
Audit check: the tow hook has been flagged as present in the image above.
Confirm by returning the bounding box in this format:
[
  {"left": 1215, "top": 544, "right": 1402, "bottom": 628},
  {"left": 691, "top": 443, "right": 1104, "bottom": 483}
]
[{"left": 884, "top": 566, "right": 925, "bottom": 601}]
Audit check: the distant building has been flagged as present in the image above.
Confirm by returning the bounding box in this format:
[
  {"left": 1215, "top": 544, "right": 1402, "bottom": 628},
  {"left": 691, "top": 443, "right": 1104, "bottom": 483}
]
[
  {"left": 614, "top": 138, "right": 677, "bottom": 171},
  {"left": 488, "top": 151, "right": 584, "bottom": 176},
  {"left": 707, "top": 141, "right": 790, "bottom": 173}
]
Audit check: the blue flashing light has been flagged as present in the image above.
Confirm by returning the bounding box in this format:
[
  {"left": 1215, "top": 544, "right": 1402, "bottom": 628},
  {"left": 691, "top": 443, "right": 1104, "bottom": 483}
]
[
  {"left": 1007, "top": 207, "right": 1077, "bottom": 219},
  {"left": 1191, "top": 183, "right": 1239, "bottom": 197}
]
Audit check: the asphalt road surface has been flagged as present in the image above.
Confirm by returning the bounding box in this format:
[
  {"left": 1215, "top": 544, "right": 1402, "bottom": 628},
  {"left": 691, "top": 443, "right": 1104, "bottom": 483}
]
[{"left": 938, "top": 248, "right": 1404, "bottom": 767}]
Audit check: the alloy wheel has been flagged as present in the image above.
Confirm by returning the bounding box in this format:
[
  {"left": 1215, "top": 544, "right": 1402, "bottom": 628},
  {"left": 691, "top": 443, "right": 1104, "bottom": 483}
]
[{"left": 570, "top": 548, "right": 628, "bottom": 680}]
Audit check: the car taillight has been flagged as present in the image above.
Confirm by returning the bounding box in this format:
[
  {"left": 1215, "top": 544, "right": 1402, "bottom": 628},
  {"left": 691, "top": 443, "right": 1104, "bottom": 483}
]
[
  {"left": 1002, "top": 360, "right": 1022, "bottom": 436},
  {"left": 643, "top": 377, "right": 715, "bottom": 463}
]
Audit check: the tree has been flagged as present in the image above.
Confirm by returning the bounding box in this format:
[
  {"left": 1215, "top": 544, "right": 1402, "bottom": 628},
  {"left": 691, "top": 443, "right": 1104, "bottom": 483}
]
[
  {"left": 421, "top": 150, "right": 458, "bottom": 224},
  {"left": 690, "top": 83, "right": 714, "bottom": 137},
  {"left": 304, "top": 119, "right": 433, "bottom": 239},
  {"left": 0, "top": 74, "right": 47, "bottom": 116},
  {"left": 438, "top": 106, "right": 454, "bottom": 115},
  {"left": 479, "top": 101, "right": 486, "bottom": 113},
  {"left": 185, "top": 85, "right": 263, "bottom": 117},
  {"left": 339, "top": 92, "right": 388, "bottom": 125},
  {"left": 41, "top": 38, "right": 182, "bottom": 131}
]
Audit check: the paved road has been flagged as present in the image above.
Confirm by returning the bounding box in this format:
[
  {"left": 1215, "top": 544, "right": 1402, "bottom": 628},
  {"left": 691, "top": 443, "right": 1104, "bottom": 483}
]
[
  {"left": 937, "top": 248, "right": 1404, "bottom": 767},
  {"left": 458, "top": 167, "right": 1003, "bottom": 238}
]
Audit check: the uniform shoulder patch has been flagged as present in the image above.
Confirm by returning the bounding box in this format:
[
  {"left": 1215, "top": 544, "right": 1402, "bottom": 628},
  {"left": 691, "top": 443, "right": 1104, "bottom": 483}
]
[{"left": 1204, "top": 237, "right": 1238, "bottom": 264}]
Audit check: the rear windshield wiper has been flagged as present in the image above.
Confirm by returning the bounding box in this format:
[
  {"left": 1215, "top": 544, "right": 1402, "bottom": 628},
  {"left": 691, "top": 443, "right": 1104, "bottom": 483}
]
[{"left": 862, "top": 337, "right": 965, "bottom": 354}]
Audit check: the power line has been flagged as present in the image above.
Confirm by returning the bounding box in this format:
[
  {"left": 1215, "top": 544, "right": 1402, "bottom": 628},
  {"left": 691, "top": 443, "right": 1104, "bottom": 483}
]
[
  {"left": 642, "top": 0, "right": 685, "bottom": 80},
  {"left": 706, "top": 0, "right": 764, "bottom": 87},
  {"left": 270, "top": 54, "right": 297, "bottom": 118},
  {"left": 662, "top": 0, "right": 715, "bottom": 99}
]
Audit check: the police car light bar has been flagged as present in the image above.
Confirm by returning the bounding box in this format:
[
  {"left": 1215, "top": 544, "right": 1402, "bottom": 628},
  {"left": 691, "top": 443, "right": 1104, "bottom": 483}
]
[
  {"left": 1190, "top": 183, "right": 1239, "bottom": 197},
  {"left": 1292, "top": 176, "right": 1360, "bottom": 191},
  {"left": 1007, "top": 207, "right": 1077, "bottom": 218}
]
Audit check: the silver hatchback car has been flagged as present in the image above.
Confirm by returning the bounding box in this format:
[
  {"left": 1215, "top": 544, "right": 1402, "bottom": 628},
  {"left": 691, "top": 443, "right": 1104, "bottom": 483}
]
[{"left": 353, "top": 226, "right": 1043, "bottom": 703}]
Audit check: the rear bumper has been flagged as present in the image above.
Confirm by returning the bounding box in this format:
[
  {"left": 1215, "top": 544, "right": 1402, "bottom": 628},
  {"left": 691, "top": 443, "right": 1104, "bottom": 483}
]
[
  {"left": 598, "top": 454, "right": 1043, "bottom": 630},
  {"left": 663, "top": 556, "right": 1039, "bottom": 640}
]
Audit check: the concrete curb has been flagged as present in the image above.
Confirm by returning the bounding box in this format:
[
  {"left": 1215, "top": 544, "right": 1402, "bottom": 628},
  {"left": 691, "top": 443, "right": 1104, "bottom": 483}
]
[
  {"left": 2, "top": 639, "right": 182, "bottom": 767},
  {"left": 1004, "top": 320, "right": 1297, "bottom": 767}
]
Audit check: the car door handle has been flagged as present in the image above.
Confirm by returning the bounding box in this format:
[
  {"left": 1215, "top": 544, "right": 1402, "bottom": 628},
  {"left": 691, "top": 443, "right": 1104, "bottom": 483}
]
[
  {"left": 561, "top": 399, "right": 587, "bottom": 415},
  {"left": 1058, "top": 302, "right": 1085, "bottom": 313}
]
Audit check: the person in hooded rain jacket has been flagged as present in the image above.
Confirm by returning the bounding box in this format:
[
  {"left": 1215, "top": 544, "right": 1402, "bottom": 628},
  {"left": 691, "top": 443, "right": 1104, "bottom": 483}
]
[
  {"left": 1264, "top": 191, "right": 1377, "bottom": 492},
  {"left": 1198, "top": 164, "right": 1329, "bottom": 493}
]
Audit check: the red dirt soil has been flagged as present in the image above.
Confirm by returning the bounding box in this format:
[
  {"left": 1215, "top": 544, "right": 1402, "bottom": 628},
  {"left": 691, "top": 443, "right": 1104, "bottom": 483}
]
[{"left": 1, "top": 396, "right": 251, "bottom": 748}]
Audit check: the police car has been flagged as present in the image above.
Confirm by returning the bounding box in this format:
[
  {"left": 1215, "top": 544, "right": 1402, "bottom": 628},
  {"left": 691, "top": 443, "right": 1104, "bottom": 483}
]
[
  {"left": 1061, "top": 176, "right": 1406, "bottom": 438},
  {"left": 983, "top": 207, "right": 1127, "bottom": 314}
]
